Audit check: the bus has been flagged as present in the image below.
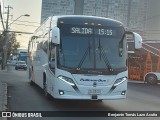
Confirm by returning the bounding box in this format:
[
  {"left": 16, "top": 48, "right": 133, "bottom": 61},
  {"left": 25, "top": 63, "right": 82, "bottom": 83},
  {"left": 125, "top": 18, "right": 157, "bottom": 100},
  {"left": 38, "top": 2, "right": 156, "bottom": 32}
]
[
  {"left": 28, "top": 15, "right": 142, "bottom": 100},
  {"left": 15, "top": 49, "right": 28, "bottom": 63},
  {"left": 18, "top": 51, "right": 28, "bottom": 63}
]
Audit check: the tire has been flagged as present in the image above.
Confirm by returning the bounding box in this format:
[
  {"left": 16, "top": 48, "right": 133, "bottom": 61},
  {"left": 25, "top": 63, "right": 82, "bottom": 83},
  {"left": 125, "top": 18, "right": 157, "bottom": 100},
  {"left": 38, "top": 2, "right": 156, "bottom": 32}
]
[
  {"left": 30, "top": 80, "right": 35, "bottom": 86},
  {"left": 43, "top": 75, "right": 52, "bottom": 100},
  {"left": 145, "top": 74, "right": 157, "bottom": 84},
  {"left": 29, "top": 68, "right": 35, "bottom": 86}
]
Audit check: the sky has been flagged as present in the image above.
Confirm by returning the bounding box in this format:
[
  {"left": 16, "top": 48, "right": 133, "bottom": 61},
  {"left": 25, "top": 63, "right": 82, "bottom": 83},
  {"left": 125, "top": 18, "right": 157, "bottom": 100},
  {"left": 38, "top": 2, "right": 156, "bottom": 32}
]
[{"left": 1, "top": 0, "right": 42, "bottom": 49}]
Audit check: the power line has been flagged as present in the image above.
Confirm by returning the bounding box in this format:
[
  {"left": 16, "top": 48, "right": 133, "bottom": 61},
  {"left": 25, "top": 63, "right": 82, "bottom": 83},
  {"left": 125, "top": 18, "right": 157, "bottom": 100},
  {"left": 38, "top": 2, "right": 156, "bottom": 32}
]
[
  {"left": 2, "top": 19, "right": 40, "bottom": 25},
  {"left": 0, "top": 20, "right": 40, "bottom": 27},
  {"left": 10, "top": 22, "right": 39, "bottom": 27},
  {"left": 12, "top": 20, "right": 40, "bottom": 25},
  {"left": 6, "top": 30, "right": 33, "bottom": 34}
]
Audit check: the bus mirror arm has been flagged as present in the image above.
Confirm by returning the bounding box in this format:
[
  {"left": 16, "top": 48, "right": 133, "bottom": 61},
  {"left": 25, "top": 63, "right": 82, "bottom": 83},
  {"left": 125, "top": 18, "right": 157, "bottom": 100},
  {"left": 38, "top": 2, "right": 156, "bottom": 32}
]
[{"left": 49, "top": 59, "right": 55, "bottom": 69}]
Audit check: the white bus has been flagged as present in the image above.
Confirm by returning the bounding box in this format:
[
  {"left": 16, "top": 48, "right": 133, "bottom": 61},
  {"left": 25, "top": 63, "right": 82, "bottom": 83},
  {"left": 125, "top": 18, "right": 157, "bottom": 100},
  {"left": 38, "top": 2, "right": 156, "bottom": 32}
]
[{"left": 28, "top": 15, "right": 142, "bottom": 100}]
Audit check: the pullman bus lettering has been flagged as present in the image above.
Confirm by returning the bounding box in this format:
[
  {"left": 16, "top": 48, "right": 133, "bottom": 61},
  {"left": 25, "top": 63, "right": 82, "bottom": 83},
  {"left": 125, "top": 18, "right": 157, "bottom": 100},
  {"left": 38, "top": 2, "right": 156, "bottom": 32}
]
[{"left": 80, "top": 79, "right": 106, "bottom": 82}]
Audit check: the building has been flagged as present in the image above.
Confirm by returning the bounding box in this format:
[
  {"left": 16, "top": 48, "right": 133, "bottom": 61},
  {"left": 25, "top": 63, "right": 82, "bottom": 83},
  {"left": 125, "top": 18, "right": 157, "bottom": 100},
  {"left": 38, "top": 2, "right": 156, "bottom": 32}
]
[
  {"left": 41, "top": 0, "right": 152, "bottom": 40},
  {"left": 41, "top": 0, "right": 75, "bottom": 23},
  {"left": 83, "top": 0, "right": 149, "bottom": 39},
  {"left": 145, "top": 0, "right": 160, "bottom": 40}
]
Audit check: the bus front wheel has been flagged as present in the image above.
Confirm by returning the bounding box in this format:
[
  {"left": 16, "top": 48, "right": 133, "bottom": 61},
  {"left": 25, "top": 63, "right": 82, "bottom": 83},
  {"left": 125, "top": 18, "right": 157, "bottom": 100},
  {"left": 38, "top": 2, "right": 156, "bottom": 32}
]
[
  {"left": 43, "top": 74, "right": 52, "bottom": 100},
  {"left": 29, "top": 68, "right": 34, "bottom": 86}
]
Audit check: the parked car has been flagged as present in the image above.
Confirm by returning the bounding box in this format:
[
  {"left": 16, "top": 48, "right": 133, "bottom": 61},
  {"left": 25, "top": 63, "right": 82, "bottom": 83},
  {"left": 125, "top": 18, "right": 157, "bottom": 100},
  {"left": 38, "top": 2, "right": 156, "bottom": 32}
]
[{"left": 15, "top": 61, "right": 27, "bottom": 70}]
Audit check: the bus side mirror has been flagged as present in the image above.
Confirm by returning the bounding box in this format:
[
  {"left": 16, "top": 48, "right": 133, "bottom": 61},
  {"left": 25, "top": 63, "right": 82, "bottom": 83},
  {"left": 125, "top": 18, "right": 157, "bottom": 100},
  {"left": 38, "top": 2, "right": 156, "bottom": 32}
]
[
  {"left": 126, "top": 31, "right": 142, "bottom": 51},
  {"left": 52, "top": 27, "right": 60, "bottom": 44},
  {"left": 132, "top": 32, "right": 142, "bottom": 49}
]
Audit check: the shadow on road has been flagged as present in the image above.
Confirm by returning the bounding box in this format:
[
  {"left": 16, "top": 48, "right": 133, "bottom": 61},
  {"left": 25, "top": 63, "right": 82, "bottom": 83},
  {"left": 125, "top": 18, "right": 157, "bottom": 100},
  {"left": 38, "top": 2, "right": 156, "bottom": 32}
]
[{"left": 30, "top": 82, "right": 116, "bottom": 111}]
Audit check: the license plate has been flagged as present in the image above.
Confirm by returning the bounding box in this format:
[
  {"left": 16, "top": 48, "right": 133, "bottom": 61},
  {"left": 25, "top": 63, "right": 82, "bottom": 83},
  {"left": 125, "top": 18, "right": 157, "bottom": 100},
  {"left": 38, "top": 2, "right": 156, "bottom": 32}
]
[{"left": 88, "top": 89, "right": 101, "bottom": 95}]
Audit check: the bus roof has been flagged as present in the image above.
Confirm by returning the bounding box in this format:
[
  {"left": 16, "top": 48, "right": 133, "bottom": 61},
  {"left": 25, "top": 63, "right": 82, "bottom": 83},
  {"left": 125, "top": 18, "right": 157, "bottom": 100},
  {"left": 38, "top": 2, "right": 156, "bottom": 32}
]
[{"left": 53, "top": 15, "right": 124, "bottom": 27}]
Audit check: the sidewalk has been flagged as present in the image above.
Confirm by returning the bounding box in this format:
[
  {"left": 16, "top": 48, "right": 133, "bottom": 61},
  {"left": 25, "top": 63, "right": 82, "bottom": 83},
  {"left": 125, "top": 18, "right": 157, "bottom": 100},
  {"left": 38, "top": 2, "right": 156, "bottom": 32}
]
[{"left": 0, "top": 69, "right": 8, "bottom": 120}]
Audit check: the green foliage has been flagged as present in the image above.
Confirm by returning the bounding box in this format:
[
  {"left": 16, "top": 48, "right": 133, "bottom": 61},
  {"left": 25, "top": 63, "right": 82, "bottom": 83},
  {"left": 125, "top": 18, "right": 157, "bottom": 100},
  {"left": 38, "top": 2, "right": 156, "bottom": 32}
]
[{"left": 0, "top": 32, "right": 20, "bottom": 57}]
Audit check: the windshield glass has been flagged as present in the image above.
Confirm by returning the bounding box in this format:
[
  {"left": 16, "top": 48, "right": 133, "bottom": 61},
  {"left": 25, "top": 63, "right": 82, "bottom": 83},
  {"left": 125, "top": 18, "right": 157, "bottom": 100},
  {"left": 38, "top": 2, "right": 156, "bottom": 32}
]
[{"left": 58, "top": 24, "right": 126, "bottom": 71}]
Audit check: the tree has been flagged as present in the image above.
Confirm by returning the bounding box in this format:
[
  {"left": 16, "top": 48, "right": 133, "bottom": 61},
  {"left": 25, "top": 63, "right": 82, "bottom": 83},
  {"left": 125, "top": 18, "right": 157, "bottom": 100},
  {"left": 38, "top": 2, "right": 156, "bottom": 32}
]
[
  {"left": 0, "top": 33, "right": 4, "bottom": 57},
  {"left": 0, "top": 32, "right": 20, "bottom": 58},
  {"left": 7, "top": 32, "right": 20, "bottom": 58}
]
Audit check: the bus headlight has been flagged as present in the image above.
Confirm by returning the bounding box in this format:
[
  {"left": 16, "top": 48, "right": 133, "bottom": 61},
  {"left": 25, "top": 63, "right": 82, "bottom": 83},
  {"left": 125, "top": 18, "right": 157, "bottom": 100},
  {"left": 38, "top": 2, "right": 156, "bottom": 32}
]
[
  {"left": 57, "top": 75, "right": 75, "bottom": 86},
  {"left": 113, "top": 77, "right": 127, "bottom": 87}
]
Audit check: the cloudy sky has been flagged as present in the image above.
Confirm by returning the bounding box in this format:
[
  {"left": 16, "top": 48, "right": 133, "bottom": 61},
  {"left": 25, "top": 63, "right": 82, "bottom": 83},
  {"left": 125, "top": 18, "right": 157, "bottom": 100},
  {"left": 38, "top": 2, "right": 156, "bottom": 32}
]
[{"left": 1, "top": 0, "right": 42, "bottom": 49}]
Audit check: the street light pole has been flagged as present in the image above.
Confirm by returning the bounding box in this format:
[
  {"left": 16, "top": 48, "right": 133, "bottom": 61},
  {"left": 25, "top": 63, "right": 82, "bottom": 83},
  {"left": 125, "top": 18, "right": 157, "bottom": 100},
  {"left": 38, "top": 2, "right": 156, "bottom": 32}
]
[
  {"left": 9, "top": 14, "right": 30, "bottom": 26},
  {"left": 1, "top": 8, "right": 30, "bottom": 69},
  {"left": 1, "top": 5, "right": 10, "bottom": 70}
]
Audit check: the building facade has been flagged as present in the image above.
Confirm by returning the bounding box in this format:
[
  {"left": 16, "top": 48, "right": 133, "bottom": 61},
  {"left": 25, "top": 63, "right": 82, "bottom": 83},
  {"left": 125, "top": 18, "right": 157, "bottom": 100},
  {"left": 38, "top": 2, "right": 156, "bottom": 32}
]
[
  {"left": 41, "top": 0, "right": 149, "bottom": 39},
  {"left": 41, "top": 0, "right": 75, "bottom": 23},
  {"left": 145, "top": 0, "right": 160, "bottom": 40}
]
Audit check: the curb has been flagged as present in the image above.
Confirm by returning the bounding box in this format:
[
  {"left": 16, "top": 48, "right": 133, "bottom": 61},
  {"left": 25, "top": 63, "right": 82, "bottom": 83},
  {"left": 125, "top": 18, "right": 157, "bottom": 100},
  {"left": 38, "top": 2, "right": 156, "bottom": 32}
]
[
  {"left": 2, "top": 83, "right": 8, "bottom": 111},
  {"left": 128, "top": 79, "right": 144, "bottom": 84},
  {"left": 0, "top": 70, "right": 8, "bottom": 120},
  {"left": 0, "top": 82, "right": 8, "bottom": 120}
]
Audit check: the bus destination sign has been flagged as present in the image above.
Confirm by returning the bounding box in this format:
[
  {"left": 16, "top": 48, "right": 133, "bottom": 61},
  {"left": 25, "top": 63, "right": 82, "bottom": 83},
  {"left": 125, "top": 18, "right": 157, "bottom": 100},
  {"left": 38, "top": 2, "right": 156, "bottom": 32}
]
[{"left": 70, "top": 27, "right": 114, "bottom": 36}]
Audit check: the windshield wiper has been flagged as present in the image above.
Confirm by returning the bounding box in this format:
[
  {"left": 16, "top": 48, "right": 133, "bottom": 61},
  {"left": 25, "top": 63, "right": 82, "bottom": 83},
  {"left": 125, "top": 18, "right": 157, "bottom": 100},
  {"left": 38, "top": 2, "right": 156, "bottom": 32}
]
[
  {"left": 98, "top": 38, "right": 113, "bottom": 72},
  {"left": 59, "top": 38, "right": 66, "bottom": 65},
  {"left": 118, "top": 33, "right": 125, "bottom": 57},
  {"left": 76, "top": 46, "right": 91, "bottom": 71}
]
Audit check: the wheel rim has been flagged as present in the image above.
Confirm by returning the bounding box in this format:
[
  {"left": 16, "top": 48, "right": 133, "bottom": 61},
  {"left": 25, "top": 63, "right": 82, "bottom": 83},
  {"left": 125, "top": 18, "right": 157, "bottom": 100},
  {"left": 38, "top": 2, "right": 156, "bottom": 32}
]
[{"left": 147, "top": 76, "right": 156, "bottom": 84}]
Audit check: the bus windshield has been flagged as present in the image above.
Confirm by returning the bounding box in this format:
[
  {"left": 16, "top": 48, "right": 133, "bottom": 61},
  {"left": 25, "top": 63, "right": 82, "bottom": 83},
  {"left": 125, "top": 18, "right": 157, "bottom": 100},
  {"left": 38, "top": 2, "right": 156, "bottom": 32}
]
[{"left": 58, "top": 24, "right": 126, "bottom": 72}]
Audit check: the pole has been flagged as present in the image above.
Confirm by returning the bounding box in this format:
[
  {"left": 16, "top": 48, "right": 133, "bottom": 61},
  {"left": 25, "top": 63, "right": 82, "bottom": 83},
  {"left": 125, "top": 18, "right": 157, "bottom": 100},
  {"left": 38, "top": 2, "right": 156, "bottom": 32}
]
[
  {"left": 0, "top": 4, "right": 5, "bottom": 31},
  {"left": 1, "top": 5, "right": 10, "bottom": 70}
]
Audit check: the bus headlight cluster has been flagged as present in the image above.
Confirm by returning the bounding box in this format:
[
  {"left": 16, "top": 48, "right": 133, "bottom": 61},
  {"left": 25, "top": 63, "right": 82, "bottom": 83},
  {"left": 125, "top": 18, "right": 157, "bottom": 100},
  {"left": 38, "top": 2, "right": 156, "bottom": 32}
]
[
  {"left": 113, "top": 77, "right": 127, "bottom": 87},
  {"left": 57, "top": 75, "right": 75, "bottom": 86}
]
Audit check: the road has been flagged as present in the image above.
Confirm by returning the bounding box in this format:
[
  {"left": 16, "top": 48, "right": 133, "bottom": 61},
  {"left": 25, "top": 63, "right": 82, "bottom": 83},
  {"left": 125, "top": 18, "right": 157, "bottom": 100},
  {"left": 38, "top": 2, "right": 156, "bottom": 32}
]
[{"left": 1, "top": 66, "right": 160, "bottom": 120}]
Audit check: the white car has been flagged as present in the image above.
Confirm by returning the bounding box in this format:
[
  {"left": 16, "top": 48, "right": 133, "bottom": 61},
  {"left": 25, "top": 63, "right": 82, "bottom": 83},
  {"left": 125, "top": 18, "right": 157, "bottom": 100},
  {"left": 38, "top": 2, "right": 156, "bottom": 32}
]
[
  {"left": 144, "top": 72, "right": 160, "bottom": 84},
  {"left": 15, "top": 61, "right": 27, "bottom": 70}
]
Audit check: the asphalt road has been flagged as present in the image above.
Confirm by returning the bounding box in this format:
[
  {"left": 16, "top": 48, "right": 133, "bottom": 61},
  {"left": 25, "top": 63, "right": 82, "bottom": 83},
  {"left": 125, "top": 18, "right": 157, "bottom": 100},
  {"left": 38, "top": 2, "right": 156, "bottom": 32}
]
[{"left": 1, "top": 66, "right": 160, "bottom": 120}]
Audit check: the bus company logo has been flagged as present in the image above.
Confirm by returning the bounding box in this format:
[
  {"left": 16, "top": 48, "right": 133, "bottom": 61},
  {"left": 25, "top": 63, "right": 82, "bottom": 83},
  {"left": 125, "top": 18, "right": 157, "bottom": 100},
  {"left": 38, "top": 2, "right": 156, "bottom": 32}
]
[{"left": 80, "top": 79, "right": 106, "bottom": 82}]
